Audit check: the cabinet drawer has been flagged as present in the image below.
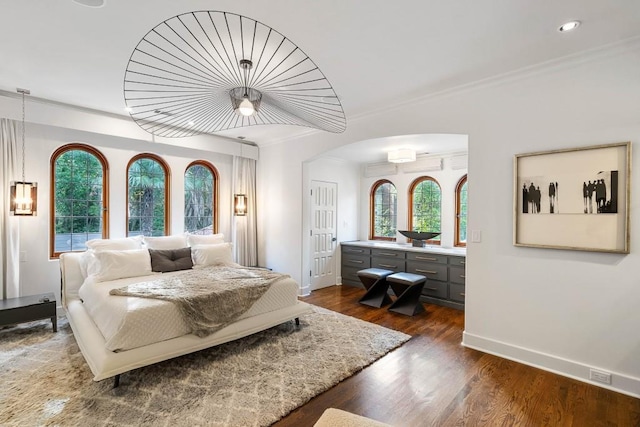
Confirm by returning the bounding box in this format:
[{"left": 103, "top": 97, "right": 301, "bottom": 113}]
[
  {"left": 449, "top": 256, "right": 466, "bottom": 267},
  {"left": 371, "top": 249, "right": 405, "bottom": 259},
  {"left": 421, "top": 280, "right": 448, "bottom": 299},
  {"left": 450, "top": 283, "right": 466, "bottom": 302},
  {"left": 371, "top": 257, "right": 405, "bottom": 272},
  {"left": 406, "top": 261, "right": 448, "bottom": 282},
  {"left": 450, "top": 266, "right": 466, "bottom": 285},
  {"left": 341, "top": 246, "right": 371, "bottom": 255},
  {"left": 340, "top": 266, "right": 365, "bottom": 287},
  {"left": 407, "top": 252, "right": 447, "bottom": 264},
  {"left": 342, "top": 253, "right": 370, "bottom": 268}
]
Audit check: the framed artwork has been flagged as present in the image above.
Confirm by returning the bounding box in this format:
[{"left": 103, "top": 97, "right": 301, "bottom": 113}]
[{"left": 513, "top": 142, "right": 631, "bottom": 253}]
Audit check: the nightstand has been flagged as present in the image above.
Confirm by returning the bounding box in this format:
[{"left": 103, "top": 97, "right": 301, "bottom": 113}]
[{"left": 0, "top": 293, "right": 57, "bottom": 332}]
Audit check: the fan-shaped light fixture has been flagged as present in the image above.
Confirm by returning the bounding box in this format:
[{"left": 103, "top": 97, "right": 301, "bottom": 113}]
[
  {"left": 388, "top": 149, "right": 416, "bottom": 163},
  {"left": 124, "top": 11, "right": 346, "bottom": 137}
]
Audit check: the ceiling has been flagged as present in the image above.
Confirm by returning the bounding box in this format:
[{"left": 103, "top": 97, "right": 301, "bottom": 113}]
[{"left": 2, "top": 1, "right": 640, "bottom": 158}]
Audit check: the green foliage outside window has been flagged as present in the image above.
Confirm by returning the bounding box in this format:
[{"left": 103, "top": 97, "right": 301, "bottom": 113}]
[
  {"left": 373, "top": 182, "right": 397, "bottom": 238},
  {"left": 128, "top": 158, "right": 166, "bottom": 236},
  {"left": 54, "top": 149, "right": 104, "bottom": 252},
  {"left": 458, "top": 181, "right": 468, "bottom": 243},
  {"left": 412, "top": 179, "right": 441, "bottom": 241},
  {"left": 184, "top": 164, "right": 214, "bottom": 234}
]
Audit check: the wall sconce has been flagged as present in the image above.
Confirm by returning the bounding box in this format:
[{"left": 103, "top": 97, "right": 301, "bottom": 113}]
[
  {"left": 234, "top": 194, "right": 247, "bottom": 216},
  {"left": 10, "top": 181, "right": 38, "bottom": 216},
  {"left": 10, "top": 88, "right": 37, "bottom": 216}
]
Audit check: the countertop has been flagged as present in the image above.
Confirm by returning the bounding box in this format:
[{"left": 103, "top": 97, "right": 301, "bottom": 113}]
[{"left": 340, "top": 240, "right": 466, "bottom": 256}]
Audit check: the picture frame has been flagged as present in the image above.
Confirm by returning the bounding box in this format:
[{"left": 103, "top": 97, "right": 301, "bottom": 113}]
[{"left": 513, "top": 142, "right": 631, "bottom": 253}]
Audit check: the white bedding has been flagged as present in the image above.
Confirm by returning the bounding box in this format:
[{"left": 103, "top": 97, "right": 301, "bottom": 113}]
[{"left": 78, "top": 267, "right": 299, "bottom": 351}]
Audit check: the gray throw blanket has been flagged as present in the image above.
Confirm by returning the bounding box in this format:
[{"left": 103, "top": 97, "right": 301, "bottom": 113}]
[{"left": 109, "top": 266, "right": 290, "bottom": 337}]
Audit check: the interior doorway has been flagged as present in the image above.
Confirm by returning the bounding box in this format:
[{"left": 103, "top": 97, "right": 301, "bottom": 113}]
[{"left": 310, "top": 180, "right": 337, "bottom": 290}]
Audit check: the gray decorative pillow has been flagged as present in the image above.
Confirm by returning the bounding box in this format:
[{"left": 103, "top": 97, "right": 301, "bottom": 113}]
[{"left": 149, "top": 247, "right": 193, "bottom": 273}]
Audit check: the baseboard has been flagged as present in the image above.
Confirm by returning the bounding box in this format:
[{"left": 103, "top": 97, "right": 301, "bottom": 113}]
[
  {"left": 462, "top": 331, "right": 640, "bottom": 399},
  {"left": 299, "top": 284, "right": 311, "bottom": 297}
]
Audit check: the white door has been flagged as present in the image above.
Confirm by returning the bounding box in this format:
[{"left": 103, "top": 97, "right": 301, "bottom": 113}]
[{"left": 310, "top": 180, "right": 337, "bottom": 290}]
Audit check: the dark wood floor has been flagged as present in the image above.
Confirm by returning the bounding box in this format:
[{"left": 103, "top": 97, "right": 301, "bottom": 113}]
[{"left": 274, "top": 285, "right": 640, "bottom": 427}]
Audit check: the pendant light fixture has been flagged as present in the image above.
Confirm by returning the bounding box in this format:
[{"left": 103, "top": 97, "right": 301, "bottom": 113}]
[
  {"left": 124, "top": 11, "right": 346, "bottom": 137},
  {"left": 230, "top": 59, "right": 262, "bottom": 117},
  {"left": 10, "top": 88, "right": 37, "bottom": 216}
]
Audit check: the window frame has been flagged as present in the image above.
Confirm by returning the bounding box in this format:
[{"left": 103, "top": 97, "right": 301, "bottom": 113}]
[
  {"left": 369, "top": 179, "right": 398, "bottom": 241},
  {"left": 408, "top": 176, "right": 442, "bottom": 246},
  {"left": 455, "top": 174, "right": 468, "bottom": 247},
  {"left": 49, "top": 143, "right": 109, "bottom": 259},
  {"left": 126, "top": 153, "right": 171, "bottom": 237},
  {"left": 184, "top": 160, "right": 219, "bottom": 235}
]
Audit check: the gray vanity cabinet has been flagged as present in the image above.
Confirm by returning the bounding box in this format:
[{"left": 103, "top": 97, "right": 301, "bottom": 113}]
[
  {"left": 341, "top": 246, "right": 371, "bottom": 287},
  {"left": 340, "top": 243, "right": 466, "bottom": 310},
  {"left": 449, "top": 257, "right": 466, "bottom": 304}
]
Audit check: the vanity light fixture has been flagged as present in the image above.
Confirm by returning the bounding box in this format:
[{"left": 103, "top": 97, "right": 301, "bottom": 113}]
[
  {"left": 387, "top": 149, "right": 417, "bottom": 164},
  {"left": 10, "top": 88, "right": 37, "bottom": 216}
]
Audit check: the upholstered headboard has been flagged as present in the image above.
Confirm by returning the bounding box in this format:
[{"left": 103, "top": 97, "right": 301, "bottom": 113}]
[{"left": 59, "top": 252, "right": 85, "bottom": 309}]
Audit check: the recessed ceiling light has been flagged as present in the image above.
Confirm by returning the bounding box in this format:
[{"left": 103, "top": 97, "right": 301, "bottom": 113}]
[
  {"left": 72, "top": 0, "right": 106, "bottom": 7},
  {"left": 188, "top": 121, "right": 195, "bottom": 127},
  {"left": 124, "top": 106, "right": 133, "bottom": 112},
  {"left": 558, "top": 20, "right": 581, "bottom": 32}
]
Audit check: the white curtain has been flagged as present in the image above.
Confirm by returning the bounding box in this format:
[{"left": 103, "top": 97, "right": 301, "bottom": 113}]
[
  {"left": 0, "top": 118, "right": 20, "bottom": 299},
  {"left": 232, "top": 156, "right": 258, "bottom": 266}
]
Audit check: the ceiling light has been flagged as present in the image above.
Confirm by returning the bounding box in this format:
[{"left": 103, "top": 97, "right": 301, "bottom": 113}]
[
  {"left": 124, "top": 11, "right": 346, "bottom": 137},
  {"left": 558, "top": 20, "right": 581, "bottom": 32},
  {"left": 388, "top": 149, "right": 416, "bottom": 163},
  {"left": 72, "top": 0, "right": 106, "bottom": 7},
  {"left": 124, "top": 106, "right": 133, "bottom": 112}
]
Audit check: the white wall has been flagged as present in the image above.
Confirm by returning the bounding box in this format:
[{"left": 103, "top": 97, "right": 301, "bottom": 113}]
[
  {"left": 258, "top": 40, "right": 640, "bottom": 397},
  {"left": 358, "top": 155, "right": 468, "bottom": 247}
]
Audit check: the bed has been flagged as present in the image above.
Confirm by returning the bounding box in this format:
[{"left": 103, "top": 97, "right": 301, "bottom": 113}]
[{"left": 59, "top": 238, "right": 312, "bottom": 385}]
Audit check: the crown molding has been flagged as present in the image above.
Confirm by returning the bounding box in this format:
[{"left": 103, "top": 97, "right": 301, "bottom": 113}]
[{"left": 347, "top": 35, "right": 640, "bottom": 124}]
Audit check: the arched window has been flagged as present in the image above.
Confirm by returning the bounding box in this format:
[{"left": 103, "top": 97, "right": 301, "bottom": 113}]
[
  {"left": 370, "top": 180, "right": 397, "bottom": 240},
  {"left": 455, "top": 175, "right": 468, "bottom": 247},
  {"left": 50, "top": 144, "right": 109, "bottom": 258},
  {"left": 127, "top": 154, "right": 170, "bottom": 237},
  {"left": 184, "top": 161, "right": 219, "bottom": 235},
  {"left": 409, "top": 176, "right": 442, "bottom": 244}
]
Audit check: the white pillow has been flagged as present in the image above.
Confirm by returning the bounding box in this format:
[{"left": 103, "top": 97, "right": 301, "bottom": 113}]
[
  {"left": 86, "top": 236, "right": 143, "bottom": 251},
  {"left": 187, "top": 233, "right": 225, "bottom": 247},
  {"left": 191, "top": 243, "right": 234, "bottom": 267},
  {"left": 143, "top": 235, "right": 188, "bottom": 250},
  {"left": 81, "top": 237, "right": 143, "bottom": 278},
  {"left": 79, "top": 250, "right": 95, "bottom": 278},
  {"left": 91, "top": 249, "right": 153, "bottom": 282}
]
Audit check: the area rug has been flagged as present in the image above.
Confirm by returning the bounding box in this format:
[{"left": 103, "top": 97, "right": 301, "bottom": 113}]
[{"left": 0, "top": 305, "right": 410, "bottom": 426}]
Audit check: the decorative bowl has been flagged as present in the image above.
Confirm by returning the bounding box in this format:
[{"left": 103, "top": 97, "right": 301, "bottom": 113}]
[{"left": 398, "top": 230, "right": 441, "bottom": 247}]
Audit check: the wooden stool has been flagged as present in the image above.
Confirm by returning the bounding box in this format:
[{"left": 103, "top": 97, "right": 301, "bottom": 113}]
[
  {"left": 357, "top": 268, "right": 394, "bottom": 308},
  {"left": 387, "top": 272, "right": 426, "bottom": 316}
]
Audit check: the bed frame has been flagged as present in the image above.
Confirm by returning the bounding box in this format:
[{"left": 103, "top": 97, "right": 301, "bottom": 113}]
[{"left": 60, "top": 252, "right": 312, "bottom": 386}]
